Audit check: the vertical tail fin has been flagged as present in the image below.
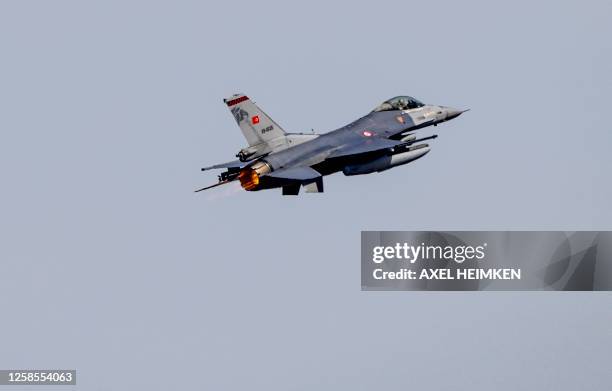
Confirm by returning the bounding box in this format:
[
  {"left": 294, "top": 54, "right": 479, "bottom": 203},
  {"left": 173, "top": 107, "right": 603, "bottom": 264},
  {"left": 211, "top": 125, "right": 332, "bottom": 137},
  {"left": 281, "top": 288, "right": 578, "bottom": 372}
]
[{"left": 224, "top": 93, "right": 286, "bottom": 146}]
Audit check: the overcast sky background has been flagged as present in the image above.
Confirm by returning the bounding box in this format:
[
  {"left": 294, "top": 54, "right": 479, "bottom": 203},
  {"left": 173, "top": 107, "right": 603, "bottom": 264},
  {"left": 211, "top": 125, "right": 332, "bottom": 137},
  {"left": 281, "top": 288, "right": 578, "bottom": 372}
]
[{"left": 1, "top": 1, "right": 611, "bottom": 390}]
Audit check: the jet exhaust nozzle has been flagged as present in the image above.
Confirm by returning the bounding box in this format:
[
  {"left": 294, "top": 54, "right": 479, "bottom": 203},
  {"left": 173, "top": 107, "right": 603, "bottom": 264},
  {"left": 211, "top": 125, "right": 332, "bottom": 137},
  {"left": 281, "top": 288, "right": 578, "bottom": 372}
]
[{"left": 238, "top": 161, "right": 271, "bottom": 191}]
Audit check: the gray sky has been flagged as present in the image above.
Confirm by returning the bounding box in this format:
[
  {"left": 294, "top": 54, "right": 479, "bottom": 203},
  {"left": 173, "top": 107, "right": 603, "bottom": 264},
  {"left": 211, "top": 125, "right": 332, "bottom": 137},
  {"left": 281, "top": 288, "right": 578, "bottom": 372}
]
[{"left": 1, "top": 0, "right": 611, "bottom": 390}]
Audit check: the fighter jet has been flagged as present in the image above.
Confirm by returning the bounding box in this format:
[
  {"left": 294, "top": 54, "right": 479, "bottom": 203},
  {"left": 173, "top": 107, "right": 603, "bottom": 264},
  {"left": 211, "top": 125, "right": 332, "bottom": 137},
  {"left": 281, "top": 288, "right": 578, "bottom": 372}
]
[{"left": 197, "top": 94, "right": 467, "bottom": 195}]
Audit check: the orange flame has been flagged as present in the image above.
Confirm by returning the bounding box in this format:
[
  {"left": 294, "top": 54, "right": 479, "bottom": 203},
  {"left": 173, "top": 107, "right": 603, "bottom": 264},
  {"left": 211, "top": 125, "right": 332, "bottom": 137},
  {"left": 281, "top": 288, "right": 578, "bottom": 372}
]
[{"left": 238, "top": 168, "right": 260, "bottom": 191}]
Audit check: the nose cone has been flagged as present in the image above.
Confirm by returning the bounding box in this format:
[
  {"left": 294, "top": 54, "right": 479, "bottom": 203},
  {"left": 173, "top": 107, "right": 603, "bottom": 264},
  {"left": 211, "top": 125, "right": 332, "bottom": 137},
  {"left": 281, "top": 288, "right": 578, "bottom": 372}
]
[{"left": 445, "top": 107, "right": 469, "bottom": 121}]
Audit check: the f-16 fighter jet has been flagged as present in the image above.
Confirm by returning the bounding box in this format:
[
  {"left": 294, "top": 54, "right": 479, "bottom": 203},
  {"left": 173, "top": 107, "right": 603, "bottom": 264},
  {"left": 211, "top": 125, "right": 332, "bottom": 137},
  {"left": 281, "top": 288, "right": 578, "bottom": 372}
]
[{"left": 197, "top": 94, "right": 467, "bottom": 195}]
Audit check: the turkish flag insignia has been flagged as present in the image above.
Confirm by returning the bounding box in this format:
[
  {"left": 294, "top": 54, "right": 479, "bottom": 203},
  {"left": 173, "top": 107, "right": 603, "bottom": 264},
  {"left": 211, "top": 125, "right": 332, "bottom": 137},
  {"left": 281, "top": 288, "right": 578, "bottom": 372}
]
[{"left": 252, "top": 115, "right": 260, "bottom": 125}]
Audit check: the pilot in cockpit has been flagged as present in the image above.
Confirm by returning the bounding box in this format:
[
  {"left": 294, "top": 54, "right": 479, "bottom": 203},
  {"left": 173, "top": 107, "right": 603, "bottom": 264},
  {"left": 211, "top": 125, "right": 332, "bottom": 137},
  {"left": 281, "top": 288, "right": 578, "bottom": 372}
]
[{"left": 372, "top": 96, "right": 425, "bottom": 112}]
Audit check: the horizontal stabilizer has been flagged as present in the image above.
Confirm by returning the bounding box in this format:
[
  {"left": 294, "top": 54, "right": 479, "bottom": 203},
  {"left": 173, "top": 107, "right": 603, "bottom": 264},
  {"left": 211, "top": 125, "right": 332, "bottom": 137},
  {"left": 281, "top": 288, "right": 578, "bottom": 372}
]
[
  {"left": 201, "top": 159, "right": 244, "bottom": 171},
  {"left": 194, "top": 180, "right": 232, "bottom": 192},
  {"left": 266, "top": 166, "right": 321, "bottom": 181}
]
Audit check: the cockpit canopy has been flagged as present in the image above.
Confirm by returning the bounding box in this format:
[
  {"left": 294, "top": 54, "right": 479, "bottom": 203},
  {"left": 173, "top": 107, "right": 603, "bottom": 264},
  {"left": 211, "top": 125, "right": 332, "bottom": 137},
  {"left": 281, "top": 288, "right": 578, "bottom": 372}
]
[{"left": 372, "top": 96, "right": 425, "bottom": 112}]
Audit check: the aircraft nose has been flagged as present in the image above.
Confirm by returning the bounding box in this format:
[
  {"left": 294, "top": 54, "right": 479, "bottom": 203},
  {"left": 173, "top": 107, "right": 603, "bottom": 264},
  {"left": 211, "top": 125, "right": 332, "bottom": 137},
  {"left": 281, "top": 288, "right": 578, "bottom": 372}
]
[{"left": 445, "top": 107, "right": 469, "bottom": 120}]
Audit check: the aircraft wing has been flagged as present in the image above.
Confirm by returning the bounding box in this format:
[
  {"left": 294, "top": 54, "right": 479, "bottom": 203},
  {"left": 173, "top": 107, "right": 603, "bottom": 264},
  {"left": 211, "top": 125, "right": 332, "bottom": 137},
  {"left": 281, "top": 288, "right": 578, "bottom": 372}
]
[
  {"left": 265, "top": 166, "right": 321, "bottom": 181},
  {"left": 327, "top": 138, "right": 403, "bottom": 159}
]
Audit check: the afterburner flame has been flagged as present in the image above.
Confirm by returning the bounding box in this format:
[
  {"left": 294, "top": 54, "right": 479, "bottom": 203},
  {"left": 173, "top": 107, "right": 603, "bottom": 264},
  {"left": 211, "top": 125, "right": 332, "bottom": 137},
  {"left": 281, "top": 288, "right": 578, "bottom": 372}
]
[
  {"left": 238, "top": 161, "right": 271, "bottom": 191},
  {"left": 238, "top": 168, "right": 260, "bottom": 190}
]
